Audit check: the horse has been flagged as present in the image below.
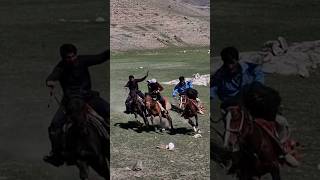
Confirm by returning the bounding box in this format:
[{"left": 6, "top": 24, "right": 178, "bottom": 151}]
[
  {"left": 224, "top": 104, "right": 289, "bottom": 180},
  {"left": 179, "top": 94, "right": 187, "bottom": 110},
  {"left": 144, "top": 93, "right": 173, "bottom": 131},
  {"left": 181, "top": 97, "right": 200, "bottom": 133},
  {"left": 63, "top": 98, "right": 109, "bottom": 180},
  {"left": 128, "top": 90, "right": 149, "bottom": 126}
]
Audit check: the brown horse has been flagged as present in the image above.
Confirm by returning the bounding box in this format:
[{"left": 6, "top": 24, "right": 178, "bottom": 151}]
[
  {"left": 179, "top": 94, "right": 187, "bottom": 110},
  {"left": 64, "top": 98, "right": 109, "bottom": 180},
  {"left": 128, "top": 90, "right": 149, "bottom": 127},
  {"left": 181, "top": 98, "right": 200, "bottom": 133},
  {"left": 224, "top": 105, "right": 284, "bottom": 180},
  {"left": 144, "top": 93, "right": 173, "bottom": 131}
]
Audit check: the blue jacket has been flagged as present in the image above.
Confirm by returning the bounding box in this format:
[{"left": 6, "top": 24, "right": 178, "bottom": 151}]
[
  {"left": 172, "top": 80, "right": 193, "bottom": 97},
  {"left": 210, "top": 62, "right": 264, "bottom": 102}
]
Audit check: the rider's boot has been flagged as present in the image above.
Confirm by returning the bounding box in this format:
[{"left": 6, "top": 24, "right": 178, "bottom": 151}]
[
  {"left": 123, "top": 104, "right": 131, "bottom": 114},
  {"left": 43, "top": 130, "right": 64, "bottom": 167}
]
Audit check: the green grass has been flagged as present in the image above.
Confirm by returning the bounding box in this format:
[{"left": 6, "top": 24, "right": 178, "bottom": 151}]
[{"left": 110, "top": 47, "right": 210, "bottom": 179}]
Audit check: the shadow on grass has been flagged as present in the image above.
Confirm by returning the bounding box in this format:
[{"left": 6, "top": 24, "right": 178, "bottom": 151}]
[
  {"left": 170, "top": 104, "right": 184, "bottom": 114},
  {"left": 114, "top": 121, "right": 194, "bottom": 135}
]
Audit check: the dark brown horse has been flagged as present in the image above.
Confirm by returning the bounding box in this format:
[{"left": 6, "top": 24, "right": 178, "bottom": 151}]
[
  {"left": 181, "top": 98, "right": 200, "bottom": 133},
  {"left": 224, "top": 105, "right": 283, "bottom": 180},
  {"left": 128, "top": 90, "right": 149, "bottom": 126},
  {"left": 64, "top": 98, "right": 109, "bottom": 180},
  {"left": 144, "top": 93, "right": 173, "bottom": 131}
]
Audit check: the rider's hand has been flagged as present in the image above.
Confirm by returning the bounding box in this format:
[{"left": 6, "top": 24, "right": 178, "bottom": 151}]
[{"left": 46, "top": 81, "right": 55, "bottom": 89}]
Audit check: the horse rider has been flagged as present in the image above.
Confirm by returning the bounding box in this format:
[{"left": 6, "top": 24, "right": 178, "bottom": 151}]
[
  {"left": 172, "top": 76, "right": 204, "bottom": 114},
  {"left": 123, "top": 71, "right": 149, "bottom": 114},
  {"left": 44, "top": 44, "right": 109, "bottom": 167},
  {"left": 210, "top": 46, "right": 299, "bottom": 166},
  {"left": 147, "top": 78, "right": 167, "bottom": 112}
]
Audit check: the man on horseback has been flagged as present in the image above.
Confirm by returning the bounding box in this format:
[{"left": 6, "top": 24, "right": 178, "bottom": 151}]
[
  {"left": 210, "top": 46, "right": 264, "bottom": 105},
  {"left": 44, "top": 44, "right": 109, "bottom": 167},
  {"left": 172, "top": 76, "right": 204, "bottom": 114},
  {"left": 211, "top": 46, "right": 299, "bottom": 167},
  {"left": 123, "top": 71, "right": 149, "bottom": 114},
  {"left": 147, "top": 78, "right": 166, "bottom": 112}
]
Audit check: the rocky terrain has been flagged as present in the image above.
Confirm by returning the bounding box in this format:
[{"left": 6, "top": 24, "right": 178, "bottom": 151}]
[{"left": 111, "top": 0, "right": 209, "bottom": 51}]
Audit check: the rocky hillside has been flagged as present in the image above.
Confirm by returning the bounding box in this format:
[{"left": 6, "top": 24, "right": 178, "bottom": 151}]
[{"left": 111, "top": 0, "right": 209, "bottom": 51}]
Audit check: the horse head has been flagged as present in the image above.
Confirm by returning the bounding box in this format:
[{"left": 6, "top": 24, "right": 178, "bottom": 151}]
[{"left": 66, "top": 97, "right": 87, "bottom": 127}]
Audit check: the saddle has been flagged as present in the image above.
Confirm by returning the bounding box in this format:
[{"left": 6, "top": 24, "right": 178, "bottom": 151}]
[
  {"left": 254, "top": 118, "right": 298, "bottom": 156},
  {"left": 63, "top": 104, "right": 108, "bottom": 140}
]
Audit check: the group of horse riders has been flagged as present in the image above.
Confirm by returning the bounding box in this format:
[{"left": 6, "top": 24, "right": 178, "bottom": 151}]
[
  {"left": 123, "top": 72, "right": 204, "bottom": 116},
  {"left": 211, "top": 46, "right": 300, "bottom": 171}
]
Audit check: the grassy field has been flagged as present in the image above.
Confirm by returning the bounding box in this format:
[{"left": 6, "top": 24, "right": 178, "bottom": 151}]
[
  {"left": 110, "top": 47, "right": 210, "bottom": 179},
  {"left": 0, "top": 1, "right": 108, "bottom": 179},
  {"left": 211, "top": 0, "right": 320, "bottom": 179}
]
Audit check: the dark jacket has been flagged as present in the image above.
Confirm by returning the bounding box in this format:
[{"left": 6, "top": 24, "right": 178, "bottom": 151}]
[
  {"left": 46, "top": 50, "right": 109, "bottom": 99},
  {"left": 148, "top": 82, "right": 164, "bottom": 93},
  {"left": 125, "top": 75, "right": 148, "bottom": 91}
]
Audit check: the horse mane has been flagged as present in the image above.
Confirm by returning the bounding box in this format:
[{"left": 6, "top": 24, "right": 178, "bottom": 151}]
[{"left": 241, "top": 82, "right": 281, "bottom": 121}]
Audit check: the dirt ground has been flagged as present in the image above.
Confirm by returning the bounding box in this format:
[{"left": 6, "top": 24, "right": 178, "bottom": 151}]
[{"left": 111, "top": 0, "right": 209, "bottom": 52}]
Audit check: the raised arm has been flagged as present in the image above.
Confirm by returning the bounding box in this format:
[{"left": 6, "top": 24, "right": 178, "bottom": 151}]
[
  {"left": 82, "top": 50, "right": 109, "bottom": 66},
  {"left": 135, "top": 71, "right": 149, "bottom": 82}
]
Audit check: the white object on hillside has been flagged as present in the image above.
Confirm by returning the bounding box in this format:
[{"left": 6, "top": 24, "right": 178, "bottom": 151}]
[
  {"left": 162, "top": 73, "right": 210, "bottom": 86},
  {"left": 212, "top": 37, "right": 320, "bottom": 78}
]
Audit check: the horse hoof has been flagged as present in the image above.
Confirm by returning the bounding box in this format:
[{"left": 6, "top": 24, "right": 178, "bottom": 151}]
[{"left": 193, "top": 127, "right": 197, "bottom": 132}]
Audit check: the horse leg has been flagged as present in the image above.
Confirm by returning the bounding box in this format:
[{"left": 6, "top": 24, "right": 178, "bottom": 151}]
[
  {"left": 270, "top": 163, "right": 281, "bottom": 180},
  {"left": 195, "top": 114, "right": 200, "bottom": 133},
  {"left": 188, "top": 118, "right": 196, "bottom": 132},
  {"left": 166, "top": 114, "right": 174, "bottom": 131},
  {"left": 150, "top": 115, "right": 157, "bottom": 132},
  {"left": 90, "top": 157, "right": 109, "bottom": 180},
  {"left": 159, "top": 114, "right": 166, "bottom": 132},
  {"left": 142, "top": 112, "right": 149, "bottom": 127},
  {"left": 76, "top": 160, "right": 89, "bottom": 180}
]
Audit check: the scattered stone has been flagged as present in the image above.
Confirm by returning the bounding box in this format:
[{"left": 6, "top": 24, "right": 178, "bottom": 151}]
[{"left": 166, "top": 142, "right": 175, "bottom": 150}]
